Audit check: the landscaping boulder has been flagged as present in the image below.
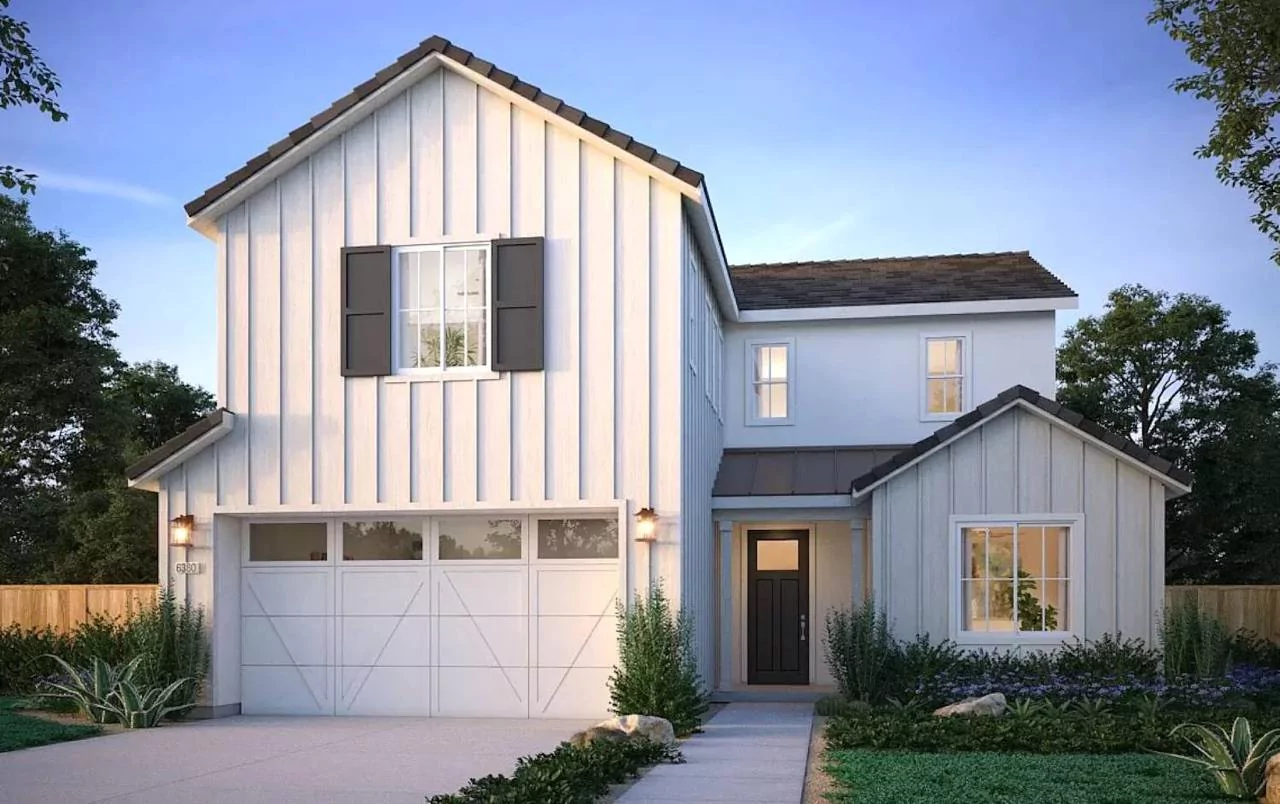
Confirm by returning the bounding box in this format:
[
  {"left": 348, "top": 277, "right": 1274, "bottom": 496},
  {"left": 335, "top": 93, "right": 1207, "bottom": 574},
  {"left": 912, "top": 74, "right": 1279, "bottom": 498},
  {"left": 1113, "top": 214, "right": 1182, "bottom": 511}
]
[
  {"left": 594, "top": 714, "right": 678, "bottom": 746},
  {"left": 1263, "top": 753, "right": 1280, "bottom": 804},
  {"left": 568, "top": 725, "right": 634, "bottom": 748},
  {"left": 933, "top": 692, "right": 1007, "bottom": 717}
]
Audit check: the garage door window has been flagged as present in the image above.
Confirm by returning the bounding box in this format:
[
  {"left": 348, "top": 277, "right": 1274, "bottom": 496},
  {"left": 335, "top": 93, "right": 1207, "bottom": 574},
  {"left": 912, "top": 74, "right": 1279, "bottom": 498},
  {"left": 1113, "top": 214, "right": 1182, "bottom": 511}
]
[
  {"left": 438, "top": 518, "right": 522, "bottom": 560},
  {"left": 537, "top": 518, "right": 618, "bottom": 559},
  {"left": 341, "top": 520, "right": 423, "bottom": 561},
  {"left": 248, "top": 522, "right": 328, "bottom": 561}
]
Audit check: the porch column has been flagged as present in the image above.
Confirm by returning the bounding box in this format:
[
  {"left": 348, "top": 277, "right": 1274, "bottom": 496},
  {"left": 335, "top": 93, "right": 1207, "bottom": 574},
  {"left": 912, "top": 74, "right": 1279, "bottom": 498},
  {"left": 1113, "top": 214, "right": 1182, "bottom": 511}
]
[
  {"left": 851, "top": 517, "right": 866, "bottom": 604},
  {"left": 718, "top": 519, "right": 734, "bottom": 691}
]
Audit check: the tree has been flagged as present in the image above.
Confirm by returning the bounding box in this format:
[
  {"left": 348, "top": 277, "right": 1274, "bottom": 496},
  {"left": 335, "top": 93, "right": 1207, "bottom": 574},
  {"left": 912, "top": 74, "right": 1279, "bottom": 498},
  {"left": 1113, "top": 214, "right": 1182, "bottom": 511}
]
[
  {"left": 0, "top": 196, "right": 213, "bottom": 583},
  {"left": 0, "top": 195, "right": 119, "bottom": 581},
  {"left": 1057, "top": 284, "right": 1280, "bottom": 582},
  {"left": 51, "top": 363, "right": 214, "bottom": 583},
  {"left": 1149, "top": 0, "right": 1280, "bottom": 265},
  {"left": 0, "top": 0, "right": 67, "bottom": 194}
]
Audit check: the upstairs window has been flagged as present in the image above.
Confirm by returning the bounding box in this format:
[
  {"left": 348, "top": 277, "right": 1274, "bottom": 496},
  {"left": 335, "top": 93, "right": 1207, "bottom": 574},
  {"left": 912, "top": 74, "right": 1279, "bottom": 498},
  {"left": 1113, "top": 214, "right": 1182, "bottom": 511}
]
[
  {"left": 748, "top": 339, "right": 793, "bottom": 425},
  {"left": 922, "top": 335, "right": 968, "bottom": 419},
  {"left": 394, "top": 244, "right": 489, "bottom": 373}
]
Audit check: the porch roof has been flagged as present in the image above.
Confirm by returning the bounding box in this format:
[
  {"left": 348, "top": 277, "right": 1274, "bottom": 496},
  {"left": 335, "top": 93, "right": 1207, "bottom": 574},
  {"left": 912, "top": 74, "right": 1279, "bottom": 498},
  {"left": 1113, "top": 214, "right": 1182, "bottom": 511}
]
[{"left": 712, "top": 446, "right": 907, "bottom": 497}]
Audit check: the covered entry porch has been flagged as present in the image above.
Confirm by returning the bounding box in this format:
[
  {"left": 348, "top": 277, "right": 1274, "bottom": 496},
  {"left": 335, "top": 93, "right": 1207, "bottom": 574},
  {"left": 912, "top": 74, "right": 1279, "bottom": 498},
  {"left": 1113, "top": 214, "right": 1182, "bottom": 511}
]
[{"left": 712, "top": 510, "right": 868, "bottom": 694}]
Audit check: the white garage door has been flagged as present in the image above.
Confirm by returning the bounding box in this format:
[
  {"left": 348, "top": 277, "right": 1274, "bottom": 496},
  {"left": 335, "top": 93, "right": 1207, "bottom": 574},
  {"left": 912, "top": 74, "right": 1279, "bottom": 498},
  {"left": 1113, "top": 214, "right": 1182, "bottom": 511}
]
[{"left": 240, "top": 515, "right": 621, "bottom": 718}]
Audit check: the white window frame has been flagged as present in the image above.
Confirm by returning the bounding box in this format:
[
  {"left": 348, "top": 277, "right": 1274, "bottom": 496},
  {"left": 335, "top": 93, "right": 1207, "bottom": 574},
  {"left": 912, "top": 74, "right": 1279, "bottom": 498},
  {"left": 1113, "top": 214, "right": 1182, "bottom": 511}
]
[
  {"left": 745, "top": 337, "right": 795, "bottom": 426},
  {"left": 920, "top": 333, "right": 971, "bottom": 421},
  {"left": 948, "top": 513, "right": 1084, "bottom": 646},
  {"left": 704, "top": 297, "right": 715, "bottom": 403},
  {"left": 688, "top": 253, "right": 698, "bottom": 376},
  {"left": 391, "top": 241, "right": 493, "bottom": 378}
]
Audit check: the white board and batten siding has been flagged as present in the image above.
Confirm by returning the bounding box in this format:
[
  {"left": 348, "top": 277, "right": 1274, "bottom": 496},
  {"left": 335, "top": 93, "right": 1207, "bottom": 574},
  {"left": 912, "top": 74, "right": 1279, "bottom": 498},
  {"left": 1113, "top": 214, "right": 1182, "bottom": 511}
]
[
  {"left": 870, "top": 406, "right": 1168, "bottom": 648},
  {"left": 185, "top": 63, "right": 688, "bottom": 550},
  {"left": 680, "top": 215, "right": 726, "bottom": 682},
  {"left": 157, "top": 61, "right": 705, "bottom": 709}
]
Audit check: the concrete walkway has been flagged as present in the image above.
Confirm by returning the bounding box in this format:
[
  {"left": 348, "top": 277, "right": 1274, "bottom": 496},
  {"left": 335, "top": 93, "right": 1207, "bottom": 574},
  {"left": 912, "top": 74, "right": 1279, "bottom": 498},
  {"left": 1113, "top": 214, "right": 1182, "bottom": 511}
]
[
  {"left": 616, "top": 703, "right": 814, "bottom": 803},
  {"left": 0, "top": 715, "right": 592, "bottom": 803}
]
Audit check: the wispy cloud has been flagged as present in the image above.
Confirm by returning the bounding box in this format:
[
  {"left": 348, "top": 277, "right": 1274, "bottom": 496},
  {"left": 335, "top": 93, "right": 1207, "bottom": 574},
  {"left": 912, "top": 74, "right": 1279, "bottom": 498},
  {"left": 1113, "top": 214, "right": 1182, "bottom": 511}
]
[
  {"left": 734, "top": 210, "right": 864, "bottom": 263},
  {"left": 28, "top": 169, "right": 175, "bottom": 207}
]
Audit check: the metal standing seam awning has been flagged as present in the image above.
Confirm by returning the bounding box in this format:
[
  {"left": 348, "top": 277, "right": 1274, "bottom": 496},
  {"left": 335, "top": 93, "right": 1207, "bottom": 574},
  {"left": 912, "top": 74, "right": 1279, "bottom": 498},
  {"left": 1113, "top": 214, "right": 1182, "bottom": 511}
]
[{"left": 712, "top": 446, "right": 910, "bottom": 498}]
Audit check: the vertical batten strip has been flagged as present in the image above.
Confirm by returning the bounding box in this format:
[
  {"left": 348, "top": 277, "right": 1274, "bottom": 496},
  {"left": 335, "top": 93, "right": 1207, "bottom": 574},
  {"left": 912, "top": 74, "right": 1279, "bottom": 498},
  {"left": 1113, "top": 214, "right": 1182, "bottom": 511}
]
[
  {"left": 308, "top": 157, "right": 317, "bottom": 505},
  {"left": 277, "top": 179, "right": 286, "bottom": 506}
]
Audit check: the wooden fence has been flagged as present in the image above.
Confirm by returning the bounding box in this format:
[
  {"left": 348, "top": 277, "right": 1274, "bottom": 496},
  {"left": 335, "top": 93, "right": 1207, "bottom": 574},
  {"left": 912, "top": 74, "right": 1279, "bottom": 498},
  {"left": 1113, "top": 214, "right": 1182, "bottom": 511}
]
[
  {"left": 1165, "top": 585, "right": 1280, "bottom": 643},
  {"left": 0, "top": 585, "right": 159, "bottom": 633}
]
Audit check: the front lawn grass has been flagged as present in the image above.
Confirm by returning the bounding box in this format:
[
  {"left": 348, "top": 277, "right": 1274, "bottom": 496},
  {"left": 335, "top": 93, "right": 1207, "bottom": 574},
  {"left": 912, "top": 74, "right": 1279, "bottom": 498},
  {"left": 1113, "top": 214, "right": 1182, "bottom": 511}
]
[
  {"left": 824, "top": 749, "right": 1226, "bottom": 803},
  {"left": 0, "top": 697, "right": 100, "bottom": 753}
]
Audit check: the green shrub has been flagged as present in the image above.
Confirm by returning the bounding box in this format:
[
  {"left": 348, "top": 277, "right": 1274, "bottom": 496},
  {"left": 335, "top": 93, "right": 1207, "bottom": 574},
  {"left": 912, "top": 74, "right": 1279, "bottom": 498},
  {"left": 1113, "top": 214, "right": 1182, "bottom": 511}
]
[
  {"left": 823, "top": 599, "right": 898, "bottom": 703},
  {"left": 427, "top": 737, "right": 681, "bottom": 803},
  {"left": 1160, "top": 596, "right": 1232, "bottom": 678},
  {"left": 1055, "top": 633, "right": 1161, "bottom": 678},
  {"left": 815, "top": 694, "right": 870, "bottom": 718},
  {"left": 37, "top": 653, "right": 195, "bottom": 728},
  {"left": 607, "top": 583, "right": 708, "bottom": 737},
  {"left": 0, "top": 586, "right": 207, "bottom": 710},
  {"left": 126, "top": 586, "right": 208, "bottom": 708},
  {"left": 1231, "top": 628, "right": 1280, "bottom": 668},
  {"left": 824, "top": 708, "right": 1280, "bottom": 755},
  {"left": 1155, "top": 717, "right": 1280, "bottom": 799}
]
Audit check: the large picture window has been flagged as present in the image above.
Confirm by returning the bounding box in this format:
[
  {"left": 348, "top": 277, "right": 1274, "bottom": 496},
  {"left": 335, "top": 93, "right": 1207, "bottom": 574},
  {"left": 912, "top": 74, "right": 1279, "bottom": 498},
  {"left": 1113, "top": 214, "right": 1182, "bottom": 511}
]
[
  {"left": 957, "top": 520, "right": 1073, "bottom": 637},
  {"left": 395, "top": 244, "right": 489, "bottom": 373}
]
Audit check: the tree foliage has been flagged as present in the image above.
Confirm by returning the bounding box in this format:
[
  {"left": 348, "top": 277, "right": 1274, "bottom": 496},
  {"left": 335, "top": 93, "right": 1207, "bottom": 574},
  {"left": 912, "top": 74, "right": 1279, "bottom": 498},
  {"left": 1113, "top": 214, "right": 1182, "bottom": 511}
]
[
  {"left": 1149, "top": 0, "right": 1280, "bottom": 264},
  {"left": 0, "top": 196, "right": 212, "bottom": 583},
  {"left": 1057, "top": 284, "right": 1280, "bottom": 582},
  {"left": 0, "top": 0, "right": 67, "bottom": 194}
]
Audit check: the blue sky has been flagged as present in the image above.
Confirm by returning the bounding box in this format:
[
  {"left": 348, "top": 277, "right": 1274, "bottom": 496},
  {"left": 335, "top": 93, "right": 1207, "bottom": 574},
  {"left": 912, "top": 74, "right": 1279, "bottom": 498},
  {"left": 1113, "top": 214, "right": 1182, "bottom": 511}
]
[{"left": 5, "top": 0, "right": 1278, "bottom": 393}]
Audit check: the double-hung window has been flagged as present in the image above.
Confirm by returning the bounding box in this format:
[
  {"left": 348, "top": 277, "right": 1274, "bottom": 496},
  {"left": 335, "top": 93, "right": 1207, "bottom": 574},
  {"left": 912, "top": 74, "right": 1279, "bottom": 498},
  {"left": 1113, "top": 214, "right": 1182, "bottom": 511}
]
[
  {"left": 747, "top": 339, "right": 793, "bottom": 425},
  {"left": 394, "top": 243, "right": 490, "bottom": 373},
  {"left": 922, "top": 335, "right": 968, "bottom": 419},
  {"left": 954, "top": 518, "right": 1077, "bottom": 640}
]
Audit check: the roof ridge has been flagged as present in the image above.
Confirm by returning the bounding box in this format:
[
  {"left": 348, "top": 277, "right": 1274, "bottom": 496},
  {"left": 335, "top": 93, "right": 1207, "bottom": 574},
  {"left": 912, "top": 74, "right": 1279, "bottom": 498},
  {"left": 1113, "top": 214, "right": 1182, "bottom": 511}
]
[
  {"left": 729, "top": 250, "right": 1033, "bottom": 270},
  {"left": 185, "top": 34, "right": 703, "bottom": 217}
]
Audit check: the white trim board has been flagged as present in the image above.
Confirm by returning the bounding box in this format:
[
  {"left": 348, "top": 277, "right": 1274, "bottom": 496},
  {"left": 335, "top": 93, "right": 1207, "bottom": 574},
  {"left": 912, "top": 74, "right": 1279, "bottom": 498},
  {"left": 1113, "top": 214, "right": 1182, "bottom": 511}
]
[
  {"left": 737, "top": 296, "right": 1078, "bottom": 323},
  {"left": 128, "top": 412, "right": 236, "bottom": 492}
]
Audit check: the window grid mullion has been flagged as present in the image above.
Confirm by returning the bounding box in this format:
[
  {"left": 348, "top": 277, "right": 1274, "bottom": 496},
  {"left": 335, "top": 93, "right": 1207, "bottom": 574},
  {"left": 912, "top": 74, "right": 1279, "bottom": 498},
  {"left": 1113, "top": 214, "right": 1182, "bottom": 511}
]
[{"left": 1012, "top": 523, "right": 1020, "bottom": 633}]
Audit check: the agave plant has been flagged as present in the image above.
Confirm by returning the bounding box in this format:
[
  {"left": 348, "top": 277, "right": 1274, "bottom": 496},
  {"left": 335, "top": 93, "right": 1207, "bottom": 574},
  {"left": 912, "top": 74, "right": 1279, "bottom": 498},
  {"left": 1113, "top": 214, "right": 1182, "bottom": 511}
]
[
  {"left": 1008, "top": 697, "right": 1047, "bottom": 718},
  {"left": 109, "top": 677, "right": 196, "bottom": 728},
  {"left": 1069, "top": 696, "right": 1113, "bottom": 718},
  {"left": 1154, "top": 717, "right": 1280, "bottom": 799},
  {"left": 38, "top": 654, "right": 144, "bottom": 724}
]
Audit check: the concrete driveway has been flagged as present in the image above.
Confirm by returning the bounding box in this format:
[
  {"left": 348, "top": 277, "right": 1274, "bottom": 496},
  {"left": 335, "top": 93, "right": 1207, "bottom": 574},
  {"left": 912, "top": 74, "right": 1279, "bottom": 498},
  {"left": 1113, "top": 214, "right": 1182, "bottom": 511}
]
[{"left": 0, "top": 715, "right": 593, "bottom": 803}]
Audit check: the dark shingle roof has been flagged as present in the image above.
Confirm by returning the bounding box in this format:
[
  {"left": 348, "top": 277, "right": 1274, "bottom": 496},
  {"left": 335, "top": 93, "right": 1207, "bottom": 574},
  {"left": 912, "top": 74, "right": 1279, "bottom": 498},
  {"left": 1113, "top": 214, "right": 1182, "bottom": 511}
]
[
  {"left": 125, "top": 408, "right": 233, "bottom": 481},
  {"left": 185, "top": 35, "right": 703, "bottom": 218},
  {"left": 850, "top": 385, "right": 1192, "bottom": 493},
  {"left": 729, "top": 251, "right": 1076, "bottom": 311},
  {"left": 713, "top": 446, "right": 909, "bottom": 497}
]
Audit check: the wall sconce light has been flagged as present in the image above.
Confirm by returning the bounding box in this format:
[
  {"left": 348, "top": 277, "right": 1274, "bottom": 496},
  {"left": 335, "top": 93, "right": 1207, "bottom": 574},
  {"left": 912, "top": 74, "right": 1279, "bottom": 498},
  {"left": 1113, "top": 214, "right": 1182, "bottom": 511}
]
[
  {"left": 634, "top": 507, "right": 658, "bottom": 542},
  {"left": 169, "top": 514, "right": 196, "bottom": 548}
]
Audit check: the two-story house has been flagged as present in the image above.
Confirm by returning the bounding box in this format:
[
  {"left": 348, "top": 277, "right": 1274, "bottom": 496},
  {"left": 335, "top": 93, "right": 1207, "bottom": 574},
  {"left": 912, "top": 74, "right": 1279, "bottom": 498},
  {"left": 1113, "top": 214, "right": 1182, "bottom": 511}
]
[{"left": 127, "top": 36, "right": 1191, "bottom": 718}]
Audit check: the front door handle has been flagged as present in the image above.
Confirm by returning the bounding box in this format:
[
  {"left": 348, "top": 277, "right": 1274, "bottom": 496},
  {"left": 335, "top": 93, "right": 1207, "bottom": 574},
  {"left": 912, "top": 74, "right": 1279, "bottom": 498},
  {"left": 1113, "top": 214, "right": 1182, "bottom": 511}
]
[{"left": 800, "top": 614, "right": 807, "bottom": 642}]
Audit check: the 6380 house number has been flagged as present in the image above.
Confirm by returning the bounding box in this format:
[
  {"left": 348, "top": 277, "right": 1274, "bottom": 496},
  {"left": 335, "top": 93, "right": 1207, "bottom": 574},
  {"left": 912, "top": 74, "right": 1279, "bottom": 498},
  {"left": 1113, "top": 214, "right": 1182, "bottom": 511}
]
[{"left": 175, "top": 562, "right": 204, "bottom": 575}]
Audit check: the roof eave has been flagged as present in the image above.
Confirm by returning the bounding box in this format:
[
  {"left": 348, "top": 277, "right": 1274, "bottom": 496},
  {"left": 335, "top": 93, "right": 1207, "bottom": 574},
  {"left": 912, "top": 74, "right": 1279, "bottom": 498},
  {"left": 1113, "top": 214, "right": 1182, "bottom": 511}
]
[
  {"left": 738, "top": 295, "right": 1079, "bottom": 322},
  {"left": 850, "top": 392, "right": 1192, "bottom": 499},
  {"left": 186, "top": 43, "right": 705, "bottom": 239},
  {"left": 126, "top": 410, "right": 236, "bottom": 492}
]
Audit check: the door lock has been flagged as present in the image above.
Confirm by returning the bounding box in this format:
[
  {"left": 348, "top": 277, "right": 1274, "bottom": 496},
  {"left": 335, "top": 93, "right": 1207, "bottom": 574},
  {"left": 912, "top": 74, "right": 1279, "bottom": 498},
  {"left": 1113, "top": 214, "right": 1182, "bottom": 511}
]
[{"left": 800, "top": 614, "right": 807, "bottom": 642}]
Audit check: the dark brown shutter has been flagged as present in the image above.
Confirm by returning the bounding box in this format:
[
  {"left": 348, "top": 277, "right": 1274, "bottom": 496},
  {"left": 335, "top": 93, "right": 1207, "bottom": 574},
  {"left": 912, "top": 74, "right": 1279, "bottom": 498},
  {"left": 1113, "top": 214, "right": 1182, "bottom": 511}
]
[
  {"left": 491, "top": 237, "right": 544, "bottom": 372},
  {"left": 340, "top": 245, "right": 393, "bottom": 377}
]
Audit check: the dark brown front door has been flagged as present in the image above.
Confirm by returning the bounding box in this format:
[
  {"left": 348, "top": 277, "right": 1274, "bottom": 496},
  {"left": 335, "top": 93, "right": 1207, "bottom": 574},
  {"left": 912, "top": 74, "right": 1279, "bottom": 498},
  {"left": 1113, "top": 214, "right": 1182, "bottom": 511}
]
[{"left": 747, "top": 529, "right": 809, "bottom": 685}]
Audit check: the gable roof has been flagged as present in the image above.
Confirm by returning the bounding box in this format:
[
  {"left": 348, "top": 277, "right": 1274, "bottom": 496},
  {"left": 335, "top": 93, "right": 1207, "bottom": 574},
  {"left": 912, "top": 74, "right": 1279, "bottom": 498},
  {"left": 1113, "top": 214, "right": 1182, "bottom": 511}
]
[
  {"left": 184, "top": 35, "right": 704, "bottom": 218},
  {"left": 125, "top": 408, "right": 235, "bottom": 489},
  {"left": 849, "top": 385, "right": 1192, "bottom": 496},
  {"left": 713, "top": 446, "right": 909, "bottom": 497},
  {"left": 729, "top": 251, "right": 1076, "bottom": 311}
]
